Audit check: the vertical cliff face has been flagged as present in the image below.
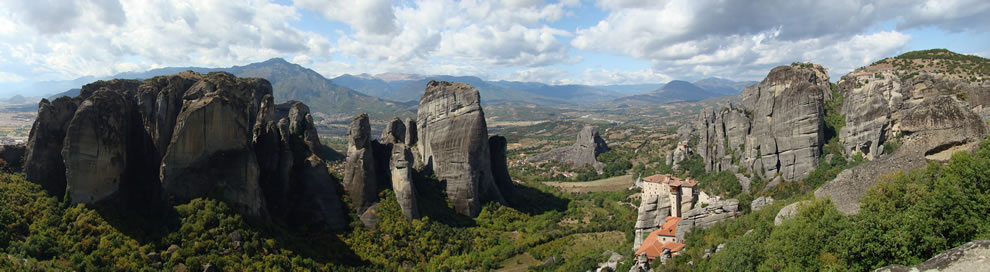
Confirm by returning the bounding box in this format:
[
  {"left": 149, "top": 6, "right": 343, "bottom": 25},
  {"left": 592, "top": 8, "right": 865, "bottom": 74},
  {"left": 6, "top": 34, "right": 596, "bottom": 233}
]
[
  {"left": 23, "top": 71, "right": 347, "bottom": 230},
  {"left": 62, "top": 90, "right": 136, "bottom": 204},
  {"left": 691, "top": 64, "right": 829, "bottom": 181},
  {"left": 24, "top": 97, "right": 79, "bottom": 198},
  {"left": 342, "top": 114, "right": 379, "bottom": 218},
  {"left": 416, "top": 80, "right": 503, "bottom": 217},
  {"left": 160, "top": 73, "right": 270, "bottom": 217},
  {"left": 390, "top": 144, "right": 419, "bottom": 220}
]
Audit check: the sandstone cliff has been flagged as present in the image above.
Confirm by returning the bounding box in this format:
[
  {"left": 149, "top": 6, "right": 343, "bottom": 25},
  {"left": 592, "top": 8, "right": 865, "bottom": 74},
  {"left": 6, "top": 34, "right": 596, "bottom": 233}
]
[
  {"left": 529, "top": 126, "right": 610, "bottom": 172},
  {"left": 415, "top": 80, "right": 506, "bottom": 217},
  {"left": 816, "top": 95, "right": 987, "bottom": 215},
  {"left": 22, "top": 72, "right": 347, "bottom": 231},
  {"left": 685, "top": 64, "right": 829, "bottom": 182}
]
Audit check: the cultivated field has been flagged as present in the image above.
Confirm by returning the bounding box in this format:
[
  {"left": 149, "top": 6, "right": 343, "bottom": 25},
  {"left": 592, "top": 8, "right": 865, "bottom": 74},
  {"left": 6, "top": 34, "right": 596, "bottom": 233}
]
[{"left": 544, "top": 174, "right": 636, "bottom": 193}]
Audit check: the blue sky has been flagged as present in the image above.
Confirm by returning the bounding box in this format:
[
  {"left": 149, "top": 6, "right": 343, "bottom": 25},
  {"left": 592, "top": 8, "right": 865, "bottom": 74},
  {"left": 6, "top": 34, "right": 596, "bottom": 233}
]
[{"left": 0, "top": 0, "right": 989, "bottom": 96}]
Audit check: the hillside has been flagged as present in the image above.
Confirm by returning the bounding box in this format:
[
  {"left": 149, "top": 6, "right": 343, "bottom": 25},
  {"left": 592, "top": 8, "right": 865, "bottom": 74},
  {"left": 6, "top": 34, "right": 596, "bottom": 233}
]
[
  {"left": 612, "top": 80, "right": 721, "bottom": 105},
  {"left": 858, "top": 48, "right": 990, "bottom": 83},
  {"left": 225, "top": 59, "right": 415, "bottom": 120}
]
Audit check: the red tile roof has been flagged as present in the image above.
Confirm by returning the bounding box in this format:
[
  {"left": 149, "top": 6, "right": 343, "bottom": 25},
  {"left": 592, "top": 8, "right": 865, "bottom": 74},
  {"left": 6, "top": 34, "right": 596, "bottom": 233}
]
[
  {"left": 657, "top": 217, "right": 682, "bottom": 237},
  {"left": 643, "top": 174, "right": 697, "bottom": 188},
  {"left": 636, "top": 227, "right": 686, "bottom": 260}
]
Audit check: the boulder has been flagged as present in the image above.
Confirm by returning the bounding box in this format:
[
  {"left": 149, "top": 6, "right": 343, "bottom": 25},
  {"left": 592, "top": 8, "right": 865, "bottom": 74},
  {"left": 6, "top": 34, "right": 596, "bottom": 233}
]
[
  {"left": 390, "top": 144, "right": 419, "bottom": 220},
  {"left": 751, "top": 196, "right": 774, "bottom": 211},
  {"left": 416, "top": 80, "right": 504, "bottom": 216},
  {"left": 342, "top": 114, "right": 379, "bottom": 216},
  {"left": 529, "top": 126, "right": 610, "bottom": 172},
  {"left": 23, "top": 97, "right": 79, "bottom": 197},
  {"left": 774, "top": 201, "right": 809, "bottom": 226},
  {"left": 874, "top": 240, "right": 990, "bottom": 272},
  {"left": 160, "top": 72, "right": 269, "bottom": 217}
]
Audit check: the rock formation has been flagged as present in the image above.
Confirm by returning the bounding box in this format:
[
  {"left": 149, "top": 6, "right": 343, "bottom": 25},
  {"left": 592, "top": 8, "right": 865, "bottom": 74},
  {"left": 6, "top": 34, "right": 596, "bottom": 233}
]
[
  {"left": 675, "top": 199, "right": 739, "bottom": 241},
  {"left": 390, "top": 144, "right": 419, "bottom": 220},
  {"left": 62, "top": 89, "right": 137, "bottom": 204},
  {"left": 415, "top": 80, "right": 505, "bottom": 217},
  {"left": 380, "top": 118, "right": 406, "bottom": 144},
  {"left": 488, "top": 135, "right": 515, "bottom": 197},
  {"left": 159, "top": 73, "right": 269, "bottom": 216},
  {"left": 22, "top": 71, "right": 347, "bottom": 230},
  {"left": 751, "top": 196, "right": 774, "bottom": 211},
  {"left": 681, "top": 64, "right": 829, "bottom": 181},
  {"left": 342, "top": 114, "right": 379, "bottom": 219},
  {"left": 529, "top": 126, "right": 610, "bottom": 172},
  {"left": 24, "top": 96, "right": 80, "bottom": 197},
  {"left": 774, "top": 201, "right": 809, "bottom": 226},
  {"left": 633, "top": 194, "right": 672, "bottom": 249},
  {"left": 405, "top": 118, "right": 417, "bottom": 146},
  {"left": 816, "top": 95, "right": 987, "bottom": 215},
  {"left": 874, "top": 240, "right": 990, "bottom": 272}
]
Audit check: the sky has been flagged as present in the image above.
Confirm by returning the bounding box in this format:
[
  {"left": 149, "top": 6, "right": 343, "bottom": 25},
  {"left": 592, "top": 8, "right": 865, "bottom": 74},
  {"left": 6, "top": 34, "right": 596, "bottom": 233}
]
[{"left": 1, "top": 0, "right": 989, "bottom": 91}]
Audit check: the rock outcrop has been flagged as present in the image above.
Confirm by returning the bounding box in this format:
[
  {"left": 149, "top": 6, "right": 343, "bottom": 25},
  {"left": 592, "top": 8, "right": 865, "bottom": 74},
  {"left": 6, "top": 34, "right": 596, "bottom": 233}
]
[
  {"left": 489, "top": 135, "right": 515, "bottom": 197},
  {"left": 675, "top": 199, "right": 739, "bottom": 241},
  {"left": 874, "top": 240, "right": 990, "bottom": 272},
  {"left": 24, "top": 97, "right": 79, "bottom": 197},
  {"left": 633, "top": 193, "right": 672, "bottom": 249},
  {"left": 405, "top": 118, "right": 417, "bottom": 146},
  {"left": 390, "top": 144, "right": 419, "bottom": 220},
  {"left": 774, "top": 201, "right": 809, "bottom": 226},
  {"left": 381, "top": 118, "right": 406, "bottom": 144},
  {"left": 62, "top": 89, "right": 138, "bottom": 204},
  {"left": 816, "top": 95, "right": 987, "bottom": 215},
  {"left": 750, "top": 196, "right": 774, "bottom": 211},
  {"left": 23, "top": 72, "right": 347, "bottom": 230},
  {"left": 342, "top": 114, "right": 379, "bottom": 218},
  {"left": 415, "top": 80, "right": 505, "bottom": 217},
  {"left": 529, "top": 126, "right": 610, "bottom": 172},
  {"left": 681, "top": 64, "right": 829, "bottom": 182},
  {"left": 159, "top": 73, "right": 269, "bottom": 216}
]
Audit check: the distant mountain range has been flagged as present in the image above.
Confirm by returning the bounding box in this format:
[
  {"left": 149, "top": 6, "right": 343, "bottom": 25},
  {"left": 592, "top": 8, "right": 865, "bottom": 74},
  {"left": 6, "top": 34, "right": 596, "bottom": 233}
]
[
  {"left": 332, "top": 73, "right": 753, "bottom": 105},
  {"left": 43, "top": 59, "right": 415, "bottom": 119},
  {"left": 11, "top": 58, "right": 754, "bottom": 118},
  {"left": 611, "top": 79, "right": 756, "bottom": 106}
]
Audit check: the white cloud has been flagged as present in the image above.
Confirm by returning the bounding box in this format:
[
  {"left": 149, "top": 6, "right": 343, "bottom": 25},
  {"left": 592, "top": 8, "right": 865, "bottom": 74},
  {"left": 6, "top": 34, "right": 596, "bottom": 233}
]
[
  {"left": 558, "top": 68, "right": 672, "bottom": 86},
  {"left": 0, "top": 0, "right": 332, "bottom": 80},
  {"left": 294, "top": 0, "right": 397, "bottom": 35},
  {"left": 573, "top": 0, "right": 952, "bottom": 81},
  {"left": 0, "top": 71, "right": 25, "bottom": 83},
  {"left": 307, "top": 0, "right": 578, "bottom": 77}
]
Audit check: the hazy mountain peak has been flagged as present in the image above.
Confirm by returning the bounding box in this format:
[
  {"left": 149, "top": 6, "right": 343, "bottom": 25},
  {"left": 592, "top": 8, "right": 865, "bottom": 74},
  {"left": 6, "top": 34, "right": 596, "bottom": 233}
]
[{"left": 376, "top": 73, "right": 425, "bottom": 82}]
